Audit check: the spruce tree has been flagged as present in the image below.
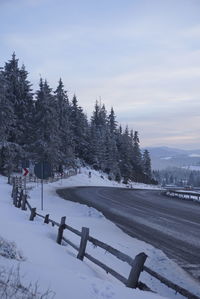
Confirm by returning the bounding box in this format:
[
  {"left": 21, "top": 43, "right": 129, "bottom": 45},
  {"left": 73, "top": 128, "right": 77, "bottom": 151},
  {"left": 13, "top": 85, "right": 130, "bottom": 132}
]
[
  {"left": 70, "top": 94, "right": 89, "bottom": 161},
  {"left": 3, "top": 53, "right": 34, "bottom": 147},
  {"left": 142, "top": 149, "right": 152, "bottom": 182},
  {"left": 89, "top": 101, "right": 108, "bottom": 169},
  {"left": 0, "top": 70, "right": 17, "bottom": 174},
  {"left": 54, "top": 78, "right": 74, "bottom": 165},
  {"left": 33, "top": 79, "right": 62, "bottom": 166}
]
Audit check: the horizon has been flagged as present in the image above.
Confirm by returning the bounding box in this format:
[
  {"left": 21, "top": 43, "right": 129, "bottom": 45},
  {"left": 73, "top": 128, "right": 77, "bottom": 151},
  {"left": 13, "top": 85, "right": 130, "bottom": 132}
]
[{"left": 1, "top": 0, "right": 200, "bottom": 150}]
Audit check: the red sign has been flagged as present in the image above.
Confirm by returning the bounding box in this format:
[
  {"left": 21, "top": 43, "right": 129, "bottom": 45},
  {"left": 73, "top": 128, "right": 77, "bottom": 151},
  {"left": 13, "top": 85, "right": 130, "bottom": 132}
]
[{"left": 23, "top": 168, "right": 29, "bottom": 176}]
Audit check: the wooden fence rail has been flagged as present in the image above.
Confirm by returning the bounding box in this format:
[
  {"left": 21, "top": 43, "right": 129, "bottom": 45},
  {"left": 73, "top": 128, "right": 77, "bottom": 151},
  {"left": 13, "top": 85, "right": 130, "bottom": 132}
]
[{"left": 10, "top": 177, "right": 200, "bottom": 299}]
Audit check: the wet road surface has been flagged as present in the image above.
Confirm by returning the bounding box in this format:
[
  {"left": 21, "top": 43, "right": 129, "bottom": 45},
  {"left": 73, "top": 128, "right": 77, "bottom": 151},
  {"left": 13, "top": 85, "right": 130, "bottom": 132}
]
[{"left": 57, "top": 187, "right": 200, "bottom": 281}]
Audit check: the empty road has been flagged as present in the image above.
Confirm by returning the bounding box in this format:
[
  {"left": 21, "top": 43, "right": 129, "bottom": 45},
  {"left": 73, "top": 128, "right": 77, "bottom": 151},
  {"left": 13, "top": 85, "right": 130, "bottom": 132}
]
[{"left": 57, "top": 187, "right": 200, "bottom": 281}]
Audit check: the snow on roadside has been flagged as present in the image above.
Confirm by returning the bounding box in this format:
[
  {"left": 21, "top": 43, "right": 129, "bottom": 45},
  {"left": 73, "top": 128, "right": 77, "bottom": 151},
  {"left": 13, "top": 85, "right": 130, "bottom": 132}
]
[
  {"left": 0, "top": 174, "right": 163, "bottom": 299},
  {"left": 0, "top": 169, "right": 199, "bottom": 298}
]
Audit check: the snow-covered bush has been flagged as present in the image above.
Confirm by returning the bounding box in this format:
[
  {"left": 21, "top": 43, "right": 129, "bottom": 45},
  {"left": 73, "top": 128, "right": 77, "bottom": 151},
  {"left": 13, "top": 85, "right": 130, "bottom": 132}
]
[
  {"left": 0, "top": 236, "right": 24, "bottom": 261},
  {"left": 0, "top": 237, "right": 54, "bottom": 298}
]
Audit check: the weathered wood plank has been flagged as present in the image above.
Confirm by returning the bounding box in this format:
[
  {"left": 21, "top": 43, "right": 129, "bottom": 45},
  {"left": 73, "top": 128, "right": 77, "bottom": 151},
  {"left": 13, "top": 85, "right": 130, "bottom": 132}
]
[
  {"left": 56, "top": 216, "right": 66, "bottom": 245},
  {"left": 21, "top": 194, "right": 27, "bottom": 210},
  {"left": 26, "top": 199, "right": 32, "bottom": 210},
  {"left": 62, "top": 236, "right": 79, "bottom": 251},
  {"left": 49, "top": 219, "right": 59, "bottom": 227},
  {"left": 17, "top": 190, "right": 23, "bottom": 208},
  {"left": 144, "top": 266, "right": 200, "bottom": 299},
  {"left": 77, "top": 227, "right": 89, "bottom": 261},
  {"left": 29, "top": 207, "right": 36, "bottom": 221},
  {"left": 44, "top": 214, "right": 49, "bottom": 224},
  {"left": 88, "top": 235, "right": 134, "bottom": 265},
  {"left": 126, "top": 252, "right": 147, "bottom": 288},
  {"left": 65, "top": 224, "right": 82, "bottom": 236},
  {"left": 84, "top": 252, "right": 127, "bottom": 285}
]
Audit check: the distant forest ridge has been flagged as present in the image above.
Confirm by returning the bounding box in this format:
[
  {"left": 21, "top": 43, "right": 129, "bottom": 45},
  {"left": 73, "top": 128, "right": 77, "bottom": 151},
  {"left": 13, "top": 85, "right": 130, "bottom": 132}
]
[{"left": 0, "top": 53, "right": 155, "bottom": 184}]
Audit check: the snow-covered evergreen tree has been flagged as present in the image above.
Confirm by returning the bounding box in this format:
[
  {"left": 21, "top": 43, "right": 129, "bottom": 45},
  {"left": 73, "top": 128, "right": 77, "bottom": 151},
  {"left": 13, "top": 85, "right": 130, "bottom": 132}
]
[
  {"left": 3, "top": 53, "right": 34, "bottom": 147},
  {"left": 142, "top": 149, "right": 152, "bottom": 181},
  {"left": 33, "top": 79, "right": 62, "bottom": 166},
  {"left": 0, "top": 53, "right": 154, "bottom": 184},
  {"left": 70, "top": 95, "right": 89, "bottom": 161},
  {"left": 54, "top": 79, "right": 74, "bottom": 166}
]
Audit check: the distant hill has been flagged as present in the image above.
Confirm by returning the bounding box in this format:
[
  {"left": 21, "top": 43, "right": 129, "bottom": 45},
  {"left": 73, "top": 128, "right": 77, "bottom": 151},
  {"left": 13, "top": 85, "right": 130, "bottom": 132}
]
[{"left": 144, "top": 146, "right": 200, "bottom": 170}]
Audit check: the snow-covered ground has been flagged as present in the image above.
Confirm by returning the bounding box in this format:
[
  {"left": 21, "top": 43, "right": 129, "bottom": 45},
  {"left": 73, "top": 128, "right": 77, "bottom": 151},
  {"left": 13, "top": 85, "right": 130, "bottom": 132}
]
[
  {"left": 0, "top": 168, "right": 200, "bottom": 299},
  {"left": 182, "top": 165, "right": 200, "bottom": 171}
]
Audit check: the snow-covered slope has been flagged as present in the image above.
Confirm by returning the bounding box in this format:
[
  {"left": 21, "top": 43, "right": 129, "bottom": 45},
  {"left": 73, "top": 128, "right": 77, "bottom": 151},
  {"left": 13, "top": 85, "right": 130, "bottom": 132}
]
[
  {"left": 0, "top": 169, "right": 199, "bottom": 299},
  {"left": 146, "top": 146, "right": 200, "bottom": 170}
]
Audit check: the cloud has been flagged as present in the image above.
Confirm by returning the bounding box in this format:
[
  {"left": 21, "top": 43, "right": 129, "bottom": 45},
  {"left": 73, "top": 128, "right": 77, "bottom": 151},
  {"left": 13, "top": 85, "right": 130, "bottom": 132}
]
[
  {"left": 181, "top": 24, "right": 200, "bottom": 39},
  {"left": 1, "top": 0, "right": 200, "bottom": 149}
]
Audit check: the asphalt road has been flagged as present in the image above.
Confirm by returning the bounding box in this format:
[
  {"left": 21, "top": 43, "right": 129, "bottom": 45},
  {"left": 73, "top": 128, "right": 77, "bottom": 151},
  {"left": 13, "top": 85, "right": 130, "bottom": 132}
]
[{"left": 57, "top": 187, "right": 200, "bottom": 281}]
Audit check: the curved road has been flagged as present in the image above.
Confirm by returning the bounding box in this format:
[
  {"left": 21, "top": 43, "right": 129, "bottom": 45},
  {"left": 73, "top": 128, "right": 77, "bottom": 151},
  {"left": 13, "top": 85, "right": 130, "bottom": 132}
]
[{"left": 57, "top": 187, "right": 200, "bottom": 281}]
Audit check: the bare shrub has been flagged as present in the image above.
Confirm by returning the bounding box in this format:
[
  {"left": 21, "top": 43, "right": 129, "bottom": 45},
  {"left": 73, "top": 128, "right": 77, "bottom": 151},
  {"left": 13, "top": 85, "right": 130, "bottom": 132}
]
[
  {"left": 0, "top": 236, "right": 24, "bottom": 261},
  {"left": 0, "top": 265, "right": 55, "bottom": 299}
]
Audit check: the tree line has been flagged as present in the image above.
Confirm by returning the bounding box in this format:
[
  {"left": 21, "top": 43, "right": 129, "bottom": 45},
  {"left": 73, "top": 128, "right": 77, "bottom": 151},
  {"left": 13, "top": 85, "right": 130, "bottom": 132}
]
[
  {"left": 0, "top": 53, "right": 155, "bottom": 184},
  {"left": 153, "top": 167, "right": 200, "bottom": 187}
]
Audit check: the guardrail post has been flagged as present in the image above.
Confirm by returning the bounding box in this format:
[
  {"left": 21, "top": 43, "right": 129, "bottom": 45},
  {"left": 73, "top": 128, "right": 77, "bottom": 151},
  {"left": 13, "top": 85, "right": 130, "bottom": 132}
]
[
  {"left": 77, "top": 227, "right": 89, "bottom": 261},
  {"left": 29, "top": 208, "right": 36, "bottom": 221},
  {"left": 126, "top": 252, "right": 147, "bottom": 289},
  {"left": 56, "top": 216, "right": 66, "bottom": 245},
  {"left": 44, "top": 214, "right": 49, "bottom": 224}
]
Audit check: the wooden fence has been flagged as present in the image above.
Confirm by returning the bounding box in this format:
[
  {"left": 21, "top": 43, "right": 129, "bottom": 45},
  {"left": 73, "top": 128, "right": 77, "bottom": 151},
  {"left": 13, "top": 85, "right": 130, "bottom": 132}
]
[
  {"left": 8, "top": 169, "right": 78, "bottom": 186},
  {"left": 9, "top": 177, "right": 200, "bottom": 299}
]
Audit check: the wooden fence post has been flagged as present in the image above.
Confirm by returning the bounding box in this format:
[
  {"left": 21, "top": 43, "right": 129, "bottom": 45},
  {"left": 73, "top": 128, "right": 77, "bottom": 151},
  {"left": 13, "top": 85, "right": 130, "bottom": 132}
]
[
  {"left": 44, "top": 214, "right": 49, "bottom": 224},
  {"left": 126, "top": 252, "right": 147, "bottom": 289},
  {"left": 77, "top": 227, "right": 89, "bottom": 261},
  {"left": 8, "top": 176, "right": 11, "bottom": 185},
  {"left": 11, "top": 184, "right": 15, "bottom": 198},
  {"left": 13, "top": 187, "right": 18, "bottom": 207},
  {"left": 29, "top": 208, "right": 36, "bottom": 221},
  {"left": 17, "top": 190, "right": 23, "bottom": 208},
  {"left": 56, "top": 216, "right": 66, "bottom": 245},
  {"left": 21, "top": 194, "right": 27, "bottom": 210}
]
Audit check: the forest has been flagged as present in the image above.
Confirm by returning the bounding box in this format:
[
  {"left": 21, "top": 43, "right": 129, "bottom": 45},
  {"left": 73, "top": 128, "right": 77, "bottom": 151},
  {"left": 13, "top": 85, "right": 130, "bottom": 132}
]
[
  {"left": 153, "top": 167, "right": 200, "bottom": 187},
  {"left": 0, "top": 53, "right": 155, "bottom": 184}
]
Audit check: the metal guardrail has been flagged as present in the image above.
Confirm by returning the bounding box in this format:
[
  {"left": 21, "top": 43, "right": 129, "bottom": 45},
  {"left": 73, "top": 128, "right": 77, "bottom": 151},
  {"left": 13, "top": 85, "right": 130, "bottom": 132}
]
[{"left": 164, "top": 189, "right": 200, "bottom": 201}]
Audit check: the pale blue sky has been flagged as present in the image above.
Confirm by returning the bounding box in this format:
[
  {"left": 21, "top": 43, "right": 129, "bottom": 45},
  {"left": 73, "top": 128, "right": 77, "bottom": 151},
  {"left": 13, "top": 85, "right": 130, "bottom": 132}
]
[{"left": 1, "top": 0, "right": 200, "bottom": 149}]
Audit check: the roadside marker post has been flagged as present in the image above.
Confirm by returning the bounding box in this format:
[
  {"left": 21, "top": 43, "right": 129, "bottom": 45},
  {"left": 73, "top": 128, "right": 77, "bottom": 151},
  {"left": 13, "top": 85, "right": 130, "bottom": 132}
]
[
  {"left": 34, "top": 161, "right": 52, "bottom": 211},
  {"left": 22, "top": 167, "right": 29, "bottom": 195}
]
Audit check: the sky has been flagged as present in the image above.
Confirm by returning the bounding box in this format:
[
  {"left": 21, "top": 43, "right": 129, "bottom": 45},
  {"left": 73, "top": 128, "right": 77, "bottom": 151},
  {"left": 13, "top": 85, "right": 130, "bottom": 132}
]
[{"left": 1, "top": 0, "right": 200, "bottom": 150}]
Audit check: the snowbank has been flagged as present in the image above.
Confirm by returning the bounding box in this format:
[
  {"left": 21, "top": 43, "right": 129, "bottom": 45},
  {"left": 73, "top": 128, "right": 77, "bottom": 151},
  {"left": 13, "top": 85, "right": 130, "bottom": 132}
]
[{"left": 0, "top": 169, "right": 199, "bottom": 298}]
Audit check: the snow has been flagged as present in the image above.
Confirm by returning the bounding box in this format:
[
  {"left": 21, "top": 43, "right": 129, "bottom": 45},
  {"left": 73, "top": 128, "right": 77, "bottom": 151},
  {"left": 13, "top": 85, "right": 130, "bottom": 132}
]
[
  {"left": 182, "top": 165, "right": 200, "bottom": 171},
  {"left": 0, "top": 168, "right": 200, "bottom": 299},
  {"left": 189, "top": 154, "right": 200, "bottom": 158},
  {"left": 160, "top": 157, "right": 172, "bottom": 160}
]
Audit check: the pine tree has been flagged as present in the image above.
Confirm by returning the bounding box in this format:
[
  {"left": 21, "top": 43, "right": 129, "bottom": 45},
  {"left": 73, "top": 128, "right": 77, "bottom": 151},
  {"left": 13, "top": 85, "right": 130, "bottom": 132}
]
[
  {"left": 142, "top": 149, "right": 152, "bottom": 181},
  {"left": 0, "top": 53, "right": 154, "bottom": 184},
  {"left": 104, "top": 107, "right": 119, "bottom": 177},
  {"left": 3, "top": 53, "right": 34, "bottom": 147},
  {"left": 54, "top": 78, "right": 74, "bottom": 165},
  {"left": 89, "top": 101, "right": 108, "bottom": 169},
  {"left": 70, "top": 94, "right": 89, "bottom": 161},
  {"left": 0, "top": 70, "right": 15, "bottom": 143},
  {"left": 0, "top": 70, "right": 17, "bottom": 174},
  {"left": 33, "top": 79, "right": 62, "bottom": 166},
  {"left": 108, "top": 107, "right": 117, "bottom": 135},
  {"left": 131, "top": 130, "right": 143, "bottom": 181}
]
